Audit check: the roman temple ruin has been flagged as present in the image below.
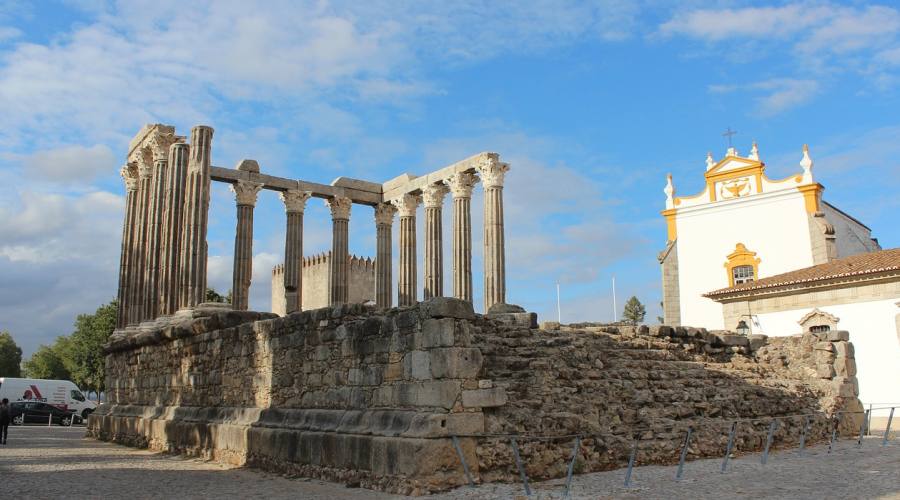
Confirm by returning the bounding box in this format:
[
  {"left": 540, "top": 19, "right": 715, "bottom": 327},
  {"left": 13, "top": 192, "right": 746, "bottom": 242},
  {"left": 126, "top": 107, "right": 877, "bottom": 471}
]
[{"left": 114, "top": 123, "right": 509, "bottom": 332}]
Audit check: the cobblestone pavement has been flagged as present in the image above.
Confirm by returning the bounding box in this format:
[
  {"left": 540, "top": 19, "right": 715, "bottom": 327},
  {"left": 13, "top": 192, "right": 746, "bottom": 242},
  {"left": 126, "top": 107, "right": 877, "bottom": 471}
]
[{"left": 1, "top": 426, "right": 898, "bottom": 499}]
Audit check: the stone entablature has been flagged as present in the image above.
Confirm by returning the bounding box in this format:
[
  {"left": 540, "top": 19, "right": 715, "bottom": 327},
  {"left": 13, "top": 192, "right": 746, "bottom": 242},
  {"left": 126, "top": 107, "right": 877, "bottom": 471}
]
[{"left": 89, "top": 299, "right": 861, "bottom": 495}]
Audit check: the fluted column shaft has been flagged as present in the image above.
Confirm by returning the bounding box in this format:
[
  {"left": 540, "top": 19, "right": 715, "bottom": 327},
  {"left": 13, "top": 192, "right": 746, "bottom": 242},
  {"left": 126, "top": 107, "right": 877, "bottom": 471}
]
[
  {"left": 423, "top": 183, "right": 448, "bottom": 299},
  {"left": 231, "top": 181, "right": 263, "bottom": 311},
  {"left": 116, "top": 165, "right": 139, "bottom": 328},
  {"left": 143, "top": 153, "right": 169, "bottom": 320},
  {"left": 328, "top": 197, "right": 352, "bottom": 305},
  {"left": 374, "top": 203, "right": 397, "bottom": 308},
  {"left": 281, "top": 190, "right": 310, "bottom": 314},
  {"left": 128, "top": 162, "right": 152, "bottom": 324},
  {"left": 394, "top": 194, "right": 420, "bottom": 307},
  {"left": 477, "top": 157, "right": 510, "bottom": 312},
  {"left": 179, "top": 125, "right": 214, "bottom": 309},
  {"left": 158, "top": 143, "right": 189, "bottom": 316},
  {"left": 447, "top": 173, "right": 477, "bottom": 304}
]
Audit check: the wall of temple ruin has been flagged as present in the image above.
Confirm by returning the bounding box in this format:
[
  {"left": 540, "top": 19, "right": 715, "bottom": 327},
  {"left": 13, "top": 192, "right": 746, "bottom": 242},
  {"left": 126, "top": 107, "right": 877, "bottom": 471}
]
[{"left": 88, "top": 299, "right": 862, "bottom": 495}]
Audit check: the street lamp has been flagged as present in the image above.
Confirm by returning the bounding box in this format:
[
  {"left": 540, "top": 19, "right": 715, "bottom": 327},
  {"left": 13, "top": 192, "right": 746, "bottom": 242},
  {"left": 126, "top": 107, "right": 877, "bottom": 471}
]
[{"left": 736, "top": 320, "right": 750, "bottom": 336}]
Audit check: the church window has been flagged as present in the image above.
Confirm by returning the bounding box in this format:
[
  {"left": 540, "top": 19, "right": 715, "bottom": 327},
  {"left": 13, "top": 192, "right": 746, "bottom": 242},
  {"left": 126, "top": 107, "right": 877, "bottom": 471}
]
[
  {"left": 732, "top": 265, "right": 755, "bottom": 284},
  {"left": 724, "top": 243, "right": 761, "bottom": 287}
]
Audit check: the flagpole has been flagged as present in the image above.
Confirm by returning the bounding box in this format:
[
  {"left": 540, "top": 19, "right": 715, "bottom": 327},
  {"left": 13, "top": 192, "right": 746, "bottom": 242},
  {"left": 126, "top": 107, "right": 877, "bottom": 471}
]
[
  {"left": 612, "top": 276, "right": 617, "bottom": 322},
  {"left": 556, "top": 282, "right": 562, "bottom": 323}
]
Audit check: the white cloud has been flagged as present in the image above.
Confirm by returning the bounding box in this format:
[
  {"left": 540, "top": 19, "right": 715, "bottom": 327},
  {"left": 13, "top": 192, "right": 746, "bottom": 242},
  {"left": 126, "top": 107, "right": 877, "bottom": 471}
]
[
  {"left": 23, "top": 144, "right": 117, "bottom": 182},
  {"left": 659, "top": 5, "right": 830, "bottom": 41},
  {"left": 0, "top": 25, "right": 20, "bottom": 42},
  {"left": 710, "top": 78, "right": 820, "bottom": 116}
]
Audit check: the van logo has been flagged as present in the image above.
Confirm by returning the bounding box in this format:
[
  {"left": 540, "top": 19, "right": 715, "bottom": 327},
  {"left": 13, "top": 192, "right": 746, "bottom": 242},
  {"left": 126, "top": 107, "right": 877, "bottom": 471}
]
[{"left": 23, "top": 385, "right": 47, "bottom": 402}]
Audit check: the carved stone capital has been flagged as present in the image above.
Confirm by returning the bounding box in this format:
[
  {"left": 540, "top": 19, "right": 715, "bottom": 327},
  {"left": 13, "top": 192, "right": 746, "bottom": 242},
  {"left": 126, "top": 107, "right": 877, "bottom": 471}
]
[
  {"left": 230, "top": 180, "right": 264, "bottom": 207},
  {"left": 149, "top": 132, "right": 181, "bottom": 163},
  {"left": 475, "top": 154, "right": 510, "bottom": 189},
  {"left": 327, "top": 196, "right": 352, "bottom": 220},
  {"left": 374, "top": 203, "right": 397, "bottom": 226},
  {"left": 446, "top": 171, "right": 478, "bottom": 199},
  {"left": 279, "top": 189, "right": 311, "bottom": 213},
  {"left": 422, "top": 182, "right": 449, "bottom": 208},
  {"left": 135, "top": 149, "right": 153, "bottom": 179},
  {"left": 392, "top": 193, "right": 420, "bottom": 218},
  {"left": 120, "top": 163, "right": 139, "bottom": 192}
]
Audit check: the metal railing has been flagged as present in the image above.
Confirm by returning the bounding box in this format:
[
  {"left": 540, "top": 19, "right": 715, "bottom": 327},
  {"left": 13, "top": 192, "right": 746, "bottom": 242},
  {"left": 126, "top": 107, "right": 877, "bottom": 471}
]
[{"left": 449, "top": 406, "right": 897, "bottom": 498}]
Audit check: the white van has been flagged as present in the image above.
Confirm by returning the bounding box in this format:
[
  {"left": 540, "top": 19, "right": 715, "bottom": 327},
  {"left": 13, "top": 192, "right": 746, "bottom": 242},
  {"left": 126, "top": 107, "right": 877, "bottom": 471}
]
[{"left": 0, "top": 378, "right": 98, "bottom": 420}]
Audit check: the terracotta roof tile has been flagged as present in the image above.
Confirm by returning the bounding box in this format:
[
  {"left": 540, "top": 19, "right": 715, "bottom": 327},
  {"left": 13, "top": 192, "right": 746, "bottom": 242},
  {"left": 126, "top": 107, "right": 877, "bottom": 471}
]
[{"left": 705, "top": 247, "right": 900, "bottom": 298}]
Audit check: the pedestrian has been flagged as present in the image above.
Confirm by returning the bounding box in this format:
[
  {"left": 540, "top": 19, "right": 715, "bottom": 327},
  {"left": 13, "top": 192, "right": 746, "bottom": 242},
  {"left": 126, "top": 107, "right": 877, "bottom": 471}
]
[{"left": 0, "top": 398, "right": 10, "bottom": 445}]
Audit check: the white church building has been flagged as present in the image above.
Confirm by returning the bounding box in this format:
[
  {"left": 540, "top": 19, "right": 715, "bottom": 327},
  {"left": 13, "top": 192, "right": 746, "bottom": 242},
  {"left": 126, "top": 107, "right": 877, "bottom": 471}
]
[{"left": 659, "top": 142, "right": 898, "bottom": 408}]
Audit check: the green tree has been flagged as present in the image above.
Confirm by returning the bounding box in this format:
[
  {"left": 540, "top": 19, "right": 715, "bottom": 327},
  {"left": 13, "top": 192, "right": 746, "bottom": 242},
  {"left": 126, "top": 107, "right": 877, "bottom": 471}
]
[
  {"left": 206, "top": 287, "right": 225, "bottom": 303},
  {"left": 67, "top": 301, "right": 117, "bottom": 397},
  {"left": 622, "top": 296, "right": 646, "bottom": 325},
  {"left": 0, "top": 331, "right": 23, "bottom": 377},
  {"left": 23, "top": 340, "right": 71, "bottom": 379}
]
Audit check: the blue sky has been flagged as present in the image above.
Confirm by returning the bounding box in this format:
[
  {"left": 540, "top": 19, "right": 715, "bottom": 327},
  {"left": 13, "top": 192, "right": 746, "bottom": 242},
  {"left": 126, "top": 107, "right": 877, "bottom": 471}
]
[{"left": 1, "top": 1, "right": 898, "bottom": 356}]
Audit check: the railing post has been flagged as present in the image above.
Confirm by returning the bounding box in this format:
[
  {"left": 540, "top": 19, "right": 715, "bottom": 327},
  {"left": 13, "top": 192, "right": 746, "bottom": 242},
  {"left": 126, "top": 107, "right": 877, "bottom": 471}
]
[
  {"left": 828, "top": 413, "right": 841, "bottom": 454},
  {"left": 624, "top": 439, "right": 638, "bottom": 488},
  {"left": 721, "top": 421, "right": 737, "bottom": 472},
  {"left": 882, "top": 407, "right": 895, "bottom": 446},
  {"left": 451, "top": 435, "right": 475, "bottom": 487},
  {"left": 675, "top": 427, "right": 692, "bottom": 481},
  {"left": 761, "top": 420, "right": 778, "bottom": 465},
  {"left": 858, "top": 409, "right": 870, "bottom": 447},
  {"left": 867, "top": 403, "right": 873, "bottom": 436},
  {"left": 563, "top": 436, "right": 581, "bottom": 499},
  {"left": 798, "top": 416, "right": 810, "bottom": 456},
  {"left": 510, "top": 438, "right": 531, "bottom": 497}
]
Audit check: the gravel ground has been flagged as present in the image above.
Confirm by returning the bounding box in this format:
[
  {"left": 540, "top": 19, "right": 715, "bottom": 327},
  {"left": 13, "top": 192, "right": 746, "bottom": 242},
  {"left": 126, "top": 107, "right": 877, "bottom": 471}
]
[{"left": 1, "top": 425, "right": 898, "bottom": 499}]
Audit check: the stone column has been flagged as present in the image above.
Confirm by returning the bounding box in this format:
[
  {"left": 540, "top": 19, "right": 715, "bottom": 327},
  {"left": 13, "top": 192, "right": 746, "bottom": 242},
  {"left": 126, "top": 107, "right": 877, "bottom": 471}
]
[
  {"left": 129, "top": 153, "right": 153, "bottom": 324},
  {"left": 178, "top": 125, "right": 214, "bottom": 310},
  {"left": 446, "top": 172, "right": 477, "bottom": 304},
  {"left": 280, "top": 189, "right": 310, "bottom": 314},
  {"left": 115, "top": 164, "right": 139, "bottom": 328},
  {"left": 158, "top": 143, "right": 189, "bottom": 316},
  {"left": 142, "top": 141, "right": 171, "bottom": 321},
  {"left": 477, "top": 155, "right": 510, "bottom": 312},
  {"left": 374, "top": 203, "right": 397, "bottom": 308},
  {"left": 393, "top": 194, "right": 420, "bottom": 306},
  {"left": 230, "top": 180, "right": 264, "bottom": 311},
  {"left": 327, "top": 196, "right": 352, "bottom": 305},
  {"left": 422, "top": 183, "right": 448, "bottom": 299}
]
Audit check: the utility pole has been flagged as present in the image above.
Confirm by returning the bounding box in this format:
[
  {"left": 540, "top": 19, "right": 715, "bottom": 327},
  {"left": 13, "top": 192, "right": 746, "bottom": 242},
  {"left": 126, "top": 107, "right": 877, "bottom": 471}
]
[
  {"left": 556, "top": 282, "right": 562, "bottom": 323},
  {"left": 612, "top": 276, "right": 618, "bottom": 322}
]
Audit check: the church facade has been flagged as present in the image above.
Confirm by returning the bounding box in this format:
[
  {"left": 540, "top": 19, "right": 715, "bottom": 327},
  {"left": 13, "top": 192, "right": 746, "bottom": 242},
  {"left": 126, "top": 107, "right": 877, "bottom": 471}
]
[{"left": 659, "top": 142, "right": 880, "bottom": 330}]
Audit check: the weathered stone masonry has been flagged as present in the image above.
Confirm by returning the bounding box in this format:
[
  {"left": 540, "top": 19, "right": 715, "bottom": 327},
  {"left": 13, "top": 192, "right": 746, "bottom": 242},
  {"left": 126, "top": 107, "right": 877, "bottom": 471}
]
[{"left": 90, "top": 299, "right": 862, "bottom": 495}]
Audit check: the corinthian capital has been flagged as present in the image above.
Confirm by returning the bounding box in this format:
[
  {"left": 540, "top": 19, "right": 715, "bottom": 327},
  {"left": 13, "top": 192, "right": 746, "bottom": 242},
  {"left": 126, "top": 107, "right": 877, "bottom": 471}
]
[
  {"left": 422, "top": 182, "right": 449, "bottom": 208},
  {"left": 279, "top": 189, "right": 311, "bottom": 213},
  {"left": 134, "top": 149, "right": 153, "bottom": 179},
  {"left": 374, "top": 203, "right": 397, "bottom": 226},
  {"left": 475, "top": 154, "right": 510, "bottom": 189},
  {"left": 446, "top": 172, "right": 478, "bottom": 199},
  {"left": 392, "top": 193, "right": 420, "bottom": 218},
  {"left": 120, "top": 163, "right": 139, "bottom": 192},
  {"left": 148, "top": 132, "right": 181, "bottom": 163},
  {"left": 230, "top": 180, "right": 264, "bottom": 206},
  {"left": 327, "top": 196, "right": 352, "bottom": 220}
]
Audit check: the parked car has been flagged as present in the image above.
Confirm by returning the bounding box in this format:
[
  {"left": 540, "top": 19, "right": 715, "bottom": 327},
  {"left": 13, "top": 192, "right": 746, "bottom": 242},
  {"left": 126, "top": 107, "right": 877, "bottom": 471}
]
[
  {"left": 9, "top": 401, "right": 79, "bottom": 426},
  {"left": 0, "top": 377, "right": 97, "bottom": 420}
]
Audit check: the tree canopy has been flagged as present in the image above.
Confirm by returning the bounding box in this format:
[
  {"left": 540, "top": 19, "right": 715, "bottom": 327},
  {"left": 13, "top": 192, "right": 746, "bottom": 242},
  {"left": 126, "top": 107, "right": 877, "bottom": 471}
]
[
  {"left": 622, "top": 296, "right": 647, "bottom": 325},
  {"left": 0, "top": 331, "right": 23, "bottom": 377}
]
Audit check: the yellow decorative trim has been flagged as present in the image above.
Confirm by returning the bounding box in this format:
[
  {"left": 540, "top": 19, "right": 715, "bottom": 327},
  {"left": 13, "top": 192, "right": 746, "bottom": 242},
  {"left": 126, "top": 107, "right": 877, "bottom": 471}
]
[
  {"left": 661, "top": 208, "right": 677, "bottom": 241},
  {"left": 724, "top": 243, "right": 761, "bottom": 287},
  {"left": 797, "top": 183, "right": 824, "bottom": 214}
]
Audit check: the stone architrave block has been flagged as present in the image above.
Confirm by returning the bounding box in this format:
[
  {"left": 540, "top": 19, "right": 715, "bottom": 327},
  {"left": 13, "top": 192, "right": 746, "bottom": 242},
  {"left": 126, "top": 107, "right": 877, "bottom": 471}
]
[
  {"left": 833, "top": 342, "right": 854, "bottom": 358},
  {"left": 461, "top": 387, "right": 507, "bottom": 408},
  {"left": 834, "top": 357, "right": 857, "bottom": 377},
  {"left": 429, "top": 348, "right": 483, "bottom": 379},
  {"left": 826, "top": 330, "right": 850, "bottom": 342},
  {"left": 417, "top": 318, "right": 455, "bottom": 349}
]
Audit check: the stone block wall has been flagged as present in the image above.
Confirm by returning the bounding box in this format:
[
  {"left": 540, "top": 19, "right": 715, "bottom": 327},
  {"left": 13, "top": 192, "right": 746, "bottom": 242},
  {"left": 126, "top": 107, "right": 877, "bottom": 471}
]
[
  {"left": 271, "top": 254, "right": 376, "bottom": 315},
  {"left": 89, "top": 300, "right": 862, "bottom": 495}
]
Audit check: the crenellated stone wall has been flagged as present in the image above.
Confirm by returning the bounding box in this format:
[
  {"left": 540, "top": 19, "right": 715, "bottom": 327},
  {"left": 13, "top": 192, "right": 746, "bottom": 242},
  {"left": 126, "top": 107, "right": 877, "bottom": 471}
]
[{"left": 89, "top": 299, "right": 862, "bottom": 495}]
